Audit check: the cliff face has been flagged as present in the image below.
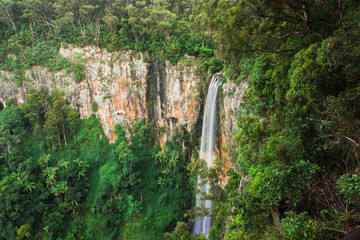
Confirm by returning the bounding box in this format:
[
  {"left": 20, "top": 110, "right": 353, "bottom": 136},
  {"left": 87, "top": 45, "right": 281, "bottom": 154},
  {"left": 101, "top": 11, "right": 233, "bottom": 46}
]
[
  {"left": 218, "top": 80, "right": 247, "bottom": 184},
  {"left": 0, "top": 45, "right": 245, "bottom": 159}
]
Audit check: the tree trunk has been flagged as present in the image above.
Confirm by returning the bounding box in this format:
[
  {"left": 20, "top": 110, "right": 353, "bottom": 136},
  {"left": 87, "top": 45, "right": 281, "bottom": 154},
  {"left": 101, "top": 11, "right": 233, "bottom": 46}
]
[
  {"left": 270, "top": 206, "right": 281, "bottom": 229},
  {"left": 57, "top": 128, "right": 62, "bottom": 150},
  {"left": 62, "top": 122, "right": 67, "bottom": 146},
  {"left": 337, "top": 0, "right": 344, "bottom": 23},
  {"left": 7, "top": 143, "right": 11, "bottom": 154},
  {"left": 302, "top": 2, "right": 309, "bottom": 24},
  {"left": 29, "top": 23, "right": 35, "bottom": 47},
  {"left": 5, "top": 8, "right": 16, "bottom": 31}
]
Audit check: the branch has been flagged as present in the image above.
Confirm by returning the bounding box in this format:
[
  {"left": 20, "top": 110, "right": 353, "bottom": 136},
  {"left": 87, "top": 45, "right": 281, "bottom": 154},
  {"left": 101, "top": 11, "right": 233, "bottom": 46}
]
[
  {"left": 5, "top": 7, "right": 16, "bottom": 31},
  {"left": 345, "top": 136, "right": 359, "bottom": 147},
  {"left": 337, "top": 0, "right": 344, "bottom": 23}
]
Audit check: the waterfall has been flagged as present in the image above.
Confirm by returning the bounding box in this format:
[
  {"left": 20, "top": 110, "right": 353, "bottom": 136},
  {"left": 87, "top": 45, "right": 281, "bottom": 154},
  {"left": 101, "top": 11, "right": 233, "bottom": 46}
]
[{"left": 193, "top": 76, "right": 220, "bottom": 238}]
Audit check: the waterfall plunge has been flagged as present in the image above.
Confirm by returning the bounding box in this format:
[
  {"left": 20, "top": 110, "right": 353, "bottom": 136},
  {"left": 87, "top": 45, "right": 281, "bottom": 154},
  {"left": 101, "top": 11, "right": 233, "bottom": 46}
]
[{"left": 193, "top": 76, "right": 220, "bottom": 238}]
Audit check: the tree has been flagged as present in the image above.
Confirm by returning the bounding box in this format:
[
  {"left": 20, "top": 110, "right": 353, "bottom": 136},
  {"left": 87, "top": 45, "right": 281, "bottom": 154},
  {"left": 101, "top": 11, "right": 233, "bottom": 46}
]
[
  {"left": 193, "top": 0, "right": 352, "bottom": 63},
  {"left": 43, "top": 105, "right": 61, "bottom": 149},
  {"left": 148, "top": 1, "right": 177, "bottom": 42},
  {"left": 117, "top": 140, "right": 141, "bottom": 190},
  {"left": 0, "top": 103, "right": 26, "bottom": 155},
  {"left": 0, "top": 0, "right": 18, "bottom": 32},
  {"left": 22, "top": 87, "right": 49, "bottom": 136},
  {"left": 53, "top": 0, "right": 78, "bottom": 32},
  {"left": 0, "top": 173, "right": 28, "bottom": 240},
  {"left": 67, "top": 108, "right": 79, "bottom": 141},
  {"left": 78, "top": 3, "right": 101, "bottom": 41},
  {"left": 50, "top": 88, "right": 67, "bottom": 145},
  {"left": 20, "top": 0, "right": 57, "bottom": 37},
  {"left": 102, "top": 7, "right": 119, "bottom": 36}
]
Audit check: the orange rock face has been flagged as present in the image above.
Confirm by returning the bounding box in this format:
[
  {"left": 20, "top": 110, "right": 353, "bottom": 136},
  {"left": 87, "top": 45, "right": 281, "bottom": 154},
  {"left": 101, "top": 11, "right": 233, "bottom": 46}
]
[
  {"left": 0, "top": 45, "right": 247, "bottom": 188},
  {"left": 57, "top": 46, "right": 202, "bottom": 144},
  {"left": 218, "top": 80, "right": 248, "bottom": 185}
]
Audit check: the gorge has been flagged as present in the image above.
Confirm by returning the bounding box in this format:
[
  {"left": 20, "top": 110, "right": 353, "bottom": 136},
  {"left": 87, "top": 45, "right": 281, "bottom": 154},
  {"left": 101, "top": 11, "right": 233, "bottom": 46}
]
[
  {"left": 0, "top": 45, "right": 246, "bottom": 239},
  {"left": 1, "top": 0, "right": 360, "bottom": 239}
]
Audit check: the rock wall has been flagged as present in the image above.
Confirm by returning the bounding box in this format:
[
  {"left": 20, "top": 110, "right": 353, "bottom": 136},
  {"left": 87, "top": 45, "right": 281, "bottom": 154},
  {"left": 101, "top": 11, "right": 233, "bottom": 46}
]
[
  {"left": 0, "top": 45, "right": 246, "bottom": 162},
  {"left": 218, "top": 80, "right": 247, "bottom": 184},
  {"left": 0, "top": 46, "right": 202, "bottom": 143}
]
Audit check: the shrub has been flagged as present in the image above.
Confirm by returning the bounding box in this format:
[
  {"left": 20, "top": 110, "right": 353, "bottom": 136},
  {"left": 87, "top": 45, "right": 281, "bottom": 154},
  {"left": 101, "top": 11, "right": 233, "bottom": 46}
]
[
  {"left": 281, "top": 211, "right": 318, "bottom": 240},
  {"left": 336, "top": 174, "right": 360, "bottom": 204},
  {"left": 91, "top": 102, "right": 98, "bottom": 112}
]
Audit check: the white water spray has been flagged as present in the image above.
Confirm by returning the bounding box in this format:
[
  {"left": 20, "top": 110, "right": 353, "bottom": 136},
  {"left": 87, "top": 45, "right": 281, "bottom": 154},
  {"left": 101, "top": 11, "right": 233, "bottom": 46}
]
[{"left": 193, "top": 76, "right": 220, "bottom": 238}]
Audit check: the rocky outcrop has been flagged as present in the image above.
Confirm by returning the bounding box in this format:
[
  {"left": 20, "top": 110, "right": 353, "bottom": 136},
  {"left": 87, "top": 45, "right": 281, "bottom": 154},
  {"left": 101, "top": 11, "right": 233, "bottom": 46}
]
[
  {"left": 220, "top": 80, "right": 248, "bottom": 158},
  {"left": 218, "top": 80, "right": 247, "bottom": 184},
  {"left": 0, "top": 45, "right": 246, "bottom": 163},
  {"left": 60, "top": 46, "right": 149, "bottom": 140}
]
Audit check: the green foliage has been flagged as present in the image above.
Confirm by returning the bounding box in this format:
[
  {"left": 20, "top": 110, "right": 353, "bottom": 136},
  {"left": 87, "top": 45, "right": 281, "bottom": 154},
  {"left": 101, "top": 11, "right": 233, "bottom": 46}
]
[
  {"left": 0, "top": 97, "right": 194, "bottom": 239},
  {"left": 165, "top": 39, "right": 183, "bottom": 65},
  {"left": 0, "top": 89, "right": 93, "bottom": 239},
  {"left": 0, "top": 0, "right": 212, "bottom": 68},
  {"left": 336, "top": 174, "right": 360, "bottom": 204},
  {"left": 281, "top": 212, "right": 319, "bottom": 240},
  {"left": 16, "top": 223, "right": 31, "bottom": 239},
  {"left": 0, "top": 103, "right": 26, "bottom": 165},
  {"left": 71, "top": 54, "right": 85, "bottom": 83},
  {"left": 43, "top": 105, "right": 59, "bottom": 148},
  {"left": 91, "top": 102, "right": 98, "bottom": 112},
  {"left": 200, "top": 57, "right": 223, "bottom": 74},
  {"left": 248, "top": 160, "right": 319, "bottom": 207},
  {"left": 0, "top": 37, "right": 72, "bottom": 83}
]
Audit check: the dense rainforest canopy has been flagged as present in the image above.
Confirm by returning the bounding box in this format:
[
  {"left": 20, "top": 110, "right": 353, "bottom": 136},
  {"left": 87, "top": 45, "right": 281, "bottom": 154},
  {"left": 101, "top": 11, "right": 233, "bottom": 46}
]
[{"left": 1, "top": 0, "right": 360, "bottom": 239}]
